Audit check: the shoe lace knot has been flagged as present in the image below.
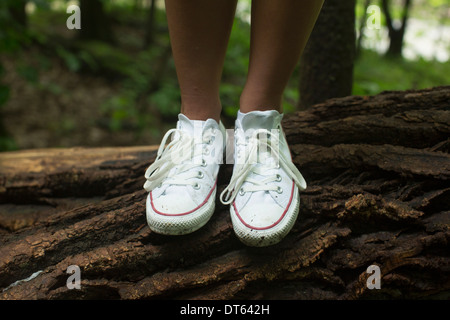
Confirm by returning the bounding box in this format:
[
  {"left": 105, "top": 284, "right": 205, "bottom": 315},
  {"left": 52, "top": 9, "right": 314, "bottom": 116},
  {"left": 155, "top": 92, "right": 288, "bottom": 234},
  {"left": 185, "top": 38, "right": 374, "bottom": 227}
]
[
  {"left": 219, "top": 128, "right": 306, "bottom": 205},
  {"left": 143, "top": 127, "right": 217, "bottom": 191}
]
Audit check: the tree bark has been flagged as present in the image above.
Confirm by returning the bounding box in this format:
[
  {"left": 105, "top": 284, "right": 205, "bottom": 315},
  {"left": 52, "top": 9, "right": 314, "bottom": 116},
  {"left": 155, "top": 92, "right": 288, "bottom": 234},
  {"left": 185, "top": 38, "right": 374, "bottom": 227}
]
[
  {"left": 381, "top": 0, "right": 413, "bottom": 58},
  {"left": 5, "top": 0, "right": 27, "bottom": 29},
  {"left": 79, "top": 0, "right": 115, "bottom": 43},
  {"left": 299, "top": 0, "right": 356, "bottom": 109},
  {"left": 143, "top": 0, "right": 157, "bottom": 48},
  {"left": 0, "top": 86, "right": 449, "bottom": 300}
]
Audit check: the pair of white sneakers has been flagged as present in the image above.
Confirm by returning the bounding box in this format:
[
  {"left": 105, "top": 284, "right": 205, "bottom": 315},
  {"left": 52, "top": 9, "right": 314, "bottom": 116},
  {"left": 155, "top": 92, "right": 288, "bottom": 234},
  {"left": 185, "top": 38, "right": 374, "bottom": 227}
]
[{"left": 143, "top": 110, "right": 307, "bottom": 247}]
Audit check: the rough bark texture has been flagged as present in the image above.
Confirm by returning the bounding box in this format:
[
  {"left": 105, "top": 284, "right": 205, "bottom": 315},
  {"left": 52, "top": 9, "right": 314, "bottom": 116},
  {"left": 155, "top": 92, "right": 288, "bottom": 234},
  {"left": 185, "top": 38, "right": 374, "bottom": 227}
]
[
  {"left": 299, "top": 0, "right": 356, "bottom": 109},
  {"left": 0, "top": 86, "right": 449, "bottom": 300}
]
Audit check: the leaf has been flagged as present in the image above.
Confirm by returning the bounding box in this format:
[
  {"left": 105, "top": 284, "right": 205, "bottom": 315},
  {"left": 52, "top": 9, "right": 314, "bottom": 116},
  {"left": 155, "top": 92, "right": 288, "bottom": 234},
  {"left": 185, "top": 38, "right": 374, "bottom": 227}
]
[
  {"left": 0, "top": 84, "right": 9, "bottom": 106},
  {"left": 56, "top": 47, "right": 81, "bottom": 72},
  {"left": 16, "top": 64, "right": 39, "bottom": 83}
]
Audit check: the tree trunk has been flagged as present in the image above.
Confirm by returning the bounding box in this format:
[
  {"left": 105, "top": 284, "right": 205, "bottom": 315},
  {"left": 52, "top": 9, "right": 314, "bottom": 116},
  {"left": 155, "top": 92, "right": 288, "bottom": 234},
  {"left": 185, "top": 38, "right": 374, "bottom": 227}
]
[
  {"left": 79, "top": 0, "right": 115, "bottom": 43},
  {"left": 5, "top": 0, "right": 27, "bottom": 29},
  {"left": 143, "top": 0, "right": 157, "bottom": 48},
  {"left": 381, "top": 0, "right": 413, "bottom": 58},
  {"left": 0, "top": 86, "right": 449, "bottom": 300},
  {"left": 299, "top": 0, "right": 356, "bottom": 109}
]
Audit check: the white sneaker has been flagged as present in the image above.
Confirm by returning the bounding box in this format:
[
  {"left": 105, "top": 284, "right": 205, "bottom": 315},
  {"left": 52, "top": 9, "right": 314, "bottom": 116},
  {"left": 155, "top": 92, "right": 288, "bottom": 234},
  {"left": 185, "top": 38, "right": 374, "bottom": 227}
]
[
  {"left": 220, "top": 110, "right": 307, "bottom": 247},
  {"left": 144, "top": 114, "right": 225, "bottom": 235}
]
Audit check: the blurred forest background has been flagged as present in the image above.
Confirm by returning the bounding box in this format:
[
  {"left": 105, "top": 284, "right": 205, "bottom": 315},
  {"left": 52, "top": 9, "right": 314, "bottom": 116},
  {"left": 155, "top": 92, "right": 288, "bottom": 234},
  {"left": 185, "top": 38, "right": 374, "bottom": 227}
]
[{"left": 0, "top": 0, "right": 449, "bottom": 152}]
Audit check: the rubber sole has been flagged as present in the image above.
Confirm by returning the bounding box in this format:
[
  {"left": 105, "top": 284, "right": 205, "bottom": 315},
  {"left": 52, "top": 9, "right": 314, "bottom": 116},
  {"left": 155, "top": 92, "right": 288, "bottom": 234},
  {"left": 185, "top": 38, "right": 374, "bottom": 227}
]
[
  {"left": 146, "top": 190, "right": 216, "bottom": 235},
  {"left": 230, "top": 191, "right": 300, "bottom": 247}
]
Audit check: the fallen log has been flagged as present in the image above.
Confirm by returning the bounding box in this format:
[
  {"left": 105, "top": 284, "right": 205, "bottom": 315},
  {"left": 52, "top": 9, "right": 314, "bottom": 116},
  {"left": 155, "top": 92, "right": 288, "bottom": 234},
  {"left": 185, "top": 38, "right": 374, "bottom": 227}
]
[{"left": 0, "top": 86, "right": 449, "bottom": 300}]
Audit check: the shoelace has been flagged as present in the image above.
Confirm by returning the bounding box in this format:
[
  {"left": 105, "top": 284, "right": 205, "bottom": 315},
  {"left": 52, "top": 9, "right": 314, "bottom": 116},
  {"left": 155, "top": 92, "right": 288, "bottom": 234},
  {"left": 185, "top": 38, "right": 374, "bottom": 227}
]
[
  {"left": 219, "top": 129, "right": 307, "bottom": 205},
  {"left": 143, "top": 128, "right": 216, "bottom": 192}
]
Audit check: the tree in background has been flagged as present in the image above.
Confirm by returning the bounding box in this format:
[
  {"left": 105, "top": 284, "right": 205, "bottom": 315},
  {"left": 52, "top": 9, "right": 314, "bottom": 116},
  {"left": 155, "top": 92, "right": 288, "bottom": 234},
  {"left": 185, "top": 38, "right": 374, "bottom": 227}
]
[
  {"left": 355, "top": 0, "right": 371, "bottom": 58},
  {"left": 298, "top": 0, "right": 356, "bottom": 109},
  {"left": 4, "top": 0, "right": 27, "bottom": 29},
  {"left": 381, "top": 0, "right": 413, "bottom": 58},
  {"left": 143, "top": 0, "right": 158, "bottom": 47},
  {"left": 79, "top": 0, "right": 115, "bottom": 43}
]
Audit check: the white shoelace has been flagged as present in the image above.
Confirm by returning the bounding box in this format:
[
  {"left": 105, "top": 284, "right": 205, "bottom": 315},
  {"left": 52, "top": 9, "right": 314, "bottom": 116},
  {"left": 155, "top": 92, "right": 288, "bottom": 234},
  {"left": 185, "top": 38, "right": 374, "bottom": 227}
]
[
  {"left": 219, "top": 129, "right": 307, "bottom": 205},
  {"left": 143, "top": 128, "right": 216, "bottom": 192}
]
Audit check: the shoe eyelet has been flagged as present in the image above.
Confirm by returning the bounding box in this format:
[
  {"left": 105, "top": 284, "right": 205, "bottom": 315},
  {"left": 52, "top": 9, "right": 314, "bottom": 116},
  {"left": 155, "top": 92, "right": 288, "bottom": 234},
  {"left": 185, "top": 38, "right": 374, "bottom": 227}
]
[
  {"left": 201, "top": 159, "right": 207, "bottom": 167},
  {"left": 198, "top": 171, "right": 204, "bottom": 179},
  {"left": 276, "top": 186, "right": 283, "bottom": 194},
  {"left": 239, "top": 188, "right": 245, "bottom": 196},
  {"left": 276, "top": 174, "right": 282, "bottom": 182},
  {"left": 193, "top": 183, "right": 201, "bottom": 190}
]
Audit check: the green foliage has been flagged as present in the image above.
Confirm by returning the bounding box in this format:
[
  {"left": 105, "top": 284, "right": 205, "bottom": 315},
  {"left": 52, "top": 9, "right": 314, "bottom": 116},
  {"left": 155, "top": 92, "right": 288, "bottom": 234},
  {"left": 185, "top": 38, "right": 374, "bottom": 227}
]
[
  {"left": 0, "top": 63, "right": 15, "bottom": 150},
  {"left": 353, "top": 49, "right": 450, "bottom": 95},
  {"left": 0, "top": 1, "right": 24, "bottom": 150},
  {"left": 221, "top": 18, "right": 250, "bottom": 118},
  {"left": 0, "top": 65, "right": 9, "bottom": 106},
  {"left": 1, "top": 0, "right": 449, "bottom": 151},
  {"left": 76, "top": 41, "right": 135, "bottom": 76},
  {"left": 55, "top": 46, "right": 83, "bottom": 72},
  {"left": 0, "top": 85, "right": 9, "bottom": 106},
  {"left": 99, "top": 41, "right": 177, "bottom": 133},
  {"left": 148, "top": 82, "right": 181, "bottom": 118}
]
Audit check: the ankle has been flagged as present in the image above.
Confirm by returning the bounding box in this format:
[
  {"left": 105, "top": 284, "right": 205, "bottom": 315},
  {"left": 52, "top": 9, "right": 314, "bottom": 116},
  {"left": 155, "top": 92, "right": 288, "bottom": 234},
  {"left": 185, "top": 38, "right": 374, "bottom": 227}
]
[
  {"left": 180, "top": 96, "right": 222, "bottom": 122},
  {"left": 239, "top": 88, "right": 282, "bottom": 113}
]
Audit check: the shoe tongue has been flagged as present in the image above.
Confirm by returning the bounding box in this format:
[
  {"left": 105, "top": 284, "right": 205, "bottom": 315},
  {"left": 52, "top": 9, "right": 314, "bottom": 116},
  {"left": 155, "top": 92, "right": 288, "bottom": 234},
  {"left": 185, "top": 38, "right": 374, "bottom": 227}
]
[
  {"left": 239, "top": 110, "right": 282, "bottom": 131},
  {"left": 238, "top": 111, "right": 283, "bottom": 168},
  {"left": 177, "top": 113, "right": 217, "bottom": 136},
  {"left": 177, "top": 113, "right": 203, "bottom": 135}
]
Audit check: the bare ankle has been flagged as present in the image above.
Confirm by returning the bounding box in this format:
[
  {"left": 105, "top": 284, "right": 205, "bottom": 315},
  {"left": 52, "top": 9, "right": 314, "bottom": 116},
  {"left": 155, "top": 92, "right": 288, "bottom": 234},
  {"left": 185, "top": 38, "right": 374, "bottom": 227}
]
[
  {"left": 239, "top": 92, "right": 282, "bottom": 113},
  {"left": 180, "top": 96, "right": 222, "bottom": 122}
]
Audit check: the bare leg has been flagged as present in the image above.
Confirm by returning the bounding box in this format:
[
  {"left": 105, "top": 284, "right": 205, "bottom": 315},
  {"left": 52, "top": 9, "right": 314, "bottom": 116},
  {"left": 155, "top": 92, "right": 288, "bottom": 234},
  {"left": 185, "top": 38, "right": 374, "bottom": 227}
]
[
  {"left": 240, "top": 0, "right": 324, "bottom": 113},
  {"left": 164, "top": 0, "right": 237, "bottom": 122}
]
